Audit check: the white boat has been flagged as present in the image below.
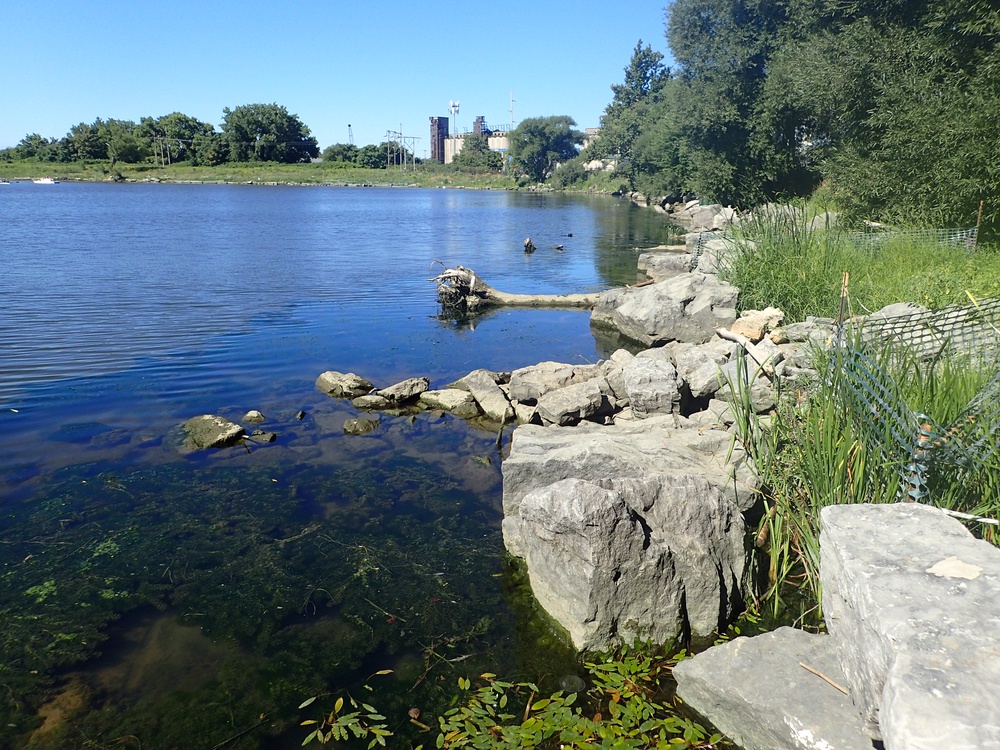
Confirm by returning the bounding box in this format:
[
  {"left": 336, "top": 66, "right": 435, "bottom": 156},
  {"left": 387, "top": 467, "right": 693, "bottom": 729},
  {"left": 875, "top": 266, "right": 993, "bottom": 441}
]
[{"left": 32, "top": 177, "right": 58, "bottom": 184}]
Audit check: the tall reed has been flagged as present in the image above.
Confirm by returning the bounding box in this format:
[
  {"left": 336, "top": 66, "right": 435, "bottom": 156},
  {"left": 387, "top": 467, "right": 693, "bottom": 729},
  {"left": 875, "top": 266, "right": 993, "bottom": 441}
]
[{"left": 732, "top": 304, "right": 1000, "bottom": 622}]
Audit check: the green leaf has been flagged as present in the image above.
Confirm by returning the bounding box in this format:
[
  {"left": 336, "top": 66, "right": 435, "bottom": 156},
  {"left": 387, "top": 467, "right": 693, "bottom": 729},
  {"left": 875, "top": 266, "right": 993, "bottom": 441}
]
[
  {"left": 335, "top": 696, "right": 344, "bottom": 714},
  {"left": 301, "top": 729, "right": 317, "bottom": 745},
  {"left": 298, "top": 696, "right": 317, "bottom": 709}
]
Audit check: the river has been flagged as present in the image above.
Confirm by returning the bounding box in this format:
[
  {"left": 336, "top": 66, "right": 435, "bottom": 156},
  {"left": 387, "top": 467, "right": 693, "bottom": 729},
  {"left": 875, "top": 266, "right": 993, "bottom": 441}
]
[{"left": 0, "top": 181, "right": 675, "bottom": 749}]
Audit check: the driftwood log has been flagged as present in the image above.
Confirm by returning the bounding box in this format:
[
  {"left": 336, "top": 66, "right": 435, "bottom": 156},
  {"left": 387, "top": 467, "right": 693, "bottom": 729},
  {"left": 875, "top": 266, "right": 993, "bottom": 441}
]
[{"left": 429, "top": 264, "right": 599, "bottom": 313}]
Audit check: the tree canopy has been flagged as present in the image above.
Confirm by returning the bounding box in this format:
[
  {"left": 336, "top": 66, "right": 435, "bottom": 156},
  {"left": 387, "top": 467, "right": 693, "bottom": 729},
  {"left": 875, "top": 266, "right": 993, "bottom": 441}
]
[
  {"left": 508, "top": 116, "right": 582, "bottom": 183},
  {"left": 592, "top": 0, "right": 1000, "bottom": 227},
  {"left": 221, "top": 103, "right": 318, "bottom": 163}
]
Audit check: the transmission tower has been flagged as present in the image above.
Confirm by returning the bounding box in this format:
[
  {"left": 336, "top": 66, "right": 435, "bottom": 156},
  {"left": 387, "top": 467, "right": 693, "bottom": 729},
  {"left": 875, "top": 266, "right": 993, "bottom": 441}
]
[{"left": 348, "top": 124, "right": 354, "bottom": 146}]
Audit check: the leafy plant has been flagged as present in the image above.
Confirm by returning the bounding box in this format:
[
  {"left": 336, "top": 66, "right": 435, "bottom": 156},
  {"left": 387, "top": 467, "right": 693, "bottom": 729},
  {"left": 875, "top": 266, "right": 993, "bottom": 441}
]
[
  {"left": 300, "top": 671, "right": 395, "bottom": 747},
  {"left": 302, "top": 648, "right": 725, "bottom": 749}
]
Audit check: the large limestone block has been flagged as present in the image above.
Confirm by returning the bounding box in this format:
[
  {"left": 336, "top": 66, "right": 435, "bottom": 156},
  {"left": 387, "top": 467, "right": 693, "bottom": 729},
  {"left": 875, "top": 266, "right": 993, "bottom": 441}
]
[
  {"left": 504, "top": 475, "right": 744, "bottom": 650},
  {"left": 379, "top": 376, "right": 430, "bottom": 403},
  {"left": 316, "top": 371, "right": 373, "bottom": 398},
  {"left": 535, "top": 377, "right": 607, "bottom": 426},
  {"left": 418, "top": 388, "right": 481, "bottom": 418},
  {"left": 508, "top": 361, "right": 602, "bottom": 404},
  {"left": 591, "top": 272, "right": 739, "bottom": 347},
  {"left": 462, "top": 368, "right": 514, "bottom": 422},
  {"left": 636, "top": 251, "right": 693, "bottom": 281},
  {"left": 674, "top": 628, "right": 872, "bottom": 750},
  {"left": 621, "top": 356, "right": 680, "bottom": 418},
  {"left": 501, "top": 415, "right": 757, "bottom": 521},
  {"left": 821, "top": 503, "right": 1000, "bottom": 747},
  {"left": 181, "top": 414, "right": 245, "bottom": 449}
]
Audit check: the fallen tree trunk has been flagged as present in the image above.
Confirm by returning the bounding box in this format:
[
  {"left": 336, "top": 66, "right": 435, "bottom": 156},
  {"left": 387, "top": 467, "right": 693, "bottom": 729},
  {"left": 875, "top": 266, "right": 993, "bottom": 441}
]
[{"left": 429, "top": 265, "right": 599, "bottom": 312}]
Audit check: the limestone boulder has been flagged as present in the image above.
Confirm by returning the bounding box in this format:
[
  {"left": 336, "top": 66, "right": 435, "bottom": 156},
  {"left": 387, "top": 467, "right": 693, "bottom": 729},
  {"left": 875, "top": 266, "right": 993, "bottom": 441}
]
[
  {"left": 591, "top": 272, "right": 739, "bottom": 347},
  {"left": 504, "top": 475, "right": 745, "bottom": 650},
  {"left": 181, "top": 415, "right": 245, "bottom": 449},
  {"left": 821, "top": 503, "right": 1000, "bottom": 746},
  {"left": 535, "top": 377, "right": 608, "bottom": 426},
  {"left": 674, "top": 628, "right": 872, "bottom": 750},
  {"left": 636, "top": 251, "right": 693, "bottom": 281},
  {"left": 379, "top": 376, "right": 430, "bottom": 404},
  {"left": 316, "top": 371, "right": 373, "bottom": 398},
  {"left": 462, "top": 368, "right": 514, "bottom": 422},
  {"left": 501, "top": 414, "right": 757, "bottom": 522},
  {"left": 418, "top": 388, "right": 481, "bottom": 418},
  {"left": 621, "top": 356, "right": 680, "bottom": 418},
  {"left": 508, "top": 361, "right": 602, "bottom": 404}
]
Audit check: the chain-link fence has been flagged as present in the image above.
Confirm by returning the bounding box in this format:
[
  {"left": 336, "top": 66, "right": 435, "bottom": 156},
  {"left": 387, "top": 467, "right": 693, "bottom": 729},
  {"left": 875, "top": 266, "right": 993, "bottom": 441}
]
[{"left": 831, "top": 299, "right": 1000, "bottom": 508}]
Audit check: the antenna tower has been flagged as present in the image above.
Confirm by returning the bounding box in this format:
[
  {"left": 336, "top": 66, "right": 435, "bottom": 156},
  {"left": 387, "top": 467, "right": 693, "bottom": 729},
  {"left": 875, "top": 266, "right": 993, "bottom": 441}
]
[{"left": 348, "top": 124, "right": 354, "bottom": 146}]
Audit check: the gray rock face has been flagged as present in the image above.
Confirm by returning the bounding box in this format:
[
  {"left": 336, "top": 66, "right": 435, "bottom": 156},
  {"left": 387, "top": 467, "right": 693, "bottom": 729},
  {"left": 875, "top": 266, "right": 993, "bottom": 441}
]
[
  {"left": 462, "top": 368, "right": 514, "bottom": 422},
  {"left": 351, "top": 393, "right": 391, "bottom": 410},
  {"left": 535, "top": 377, "right": 607, "bottom": 426},
  {"left": 636, "top": 251, "right": 693, "bottom": 281},
  {"left": 674, "top": 628, "right": 873, "bottom": 750},
  {"left": 508, "top": 361, "right": 602, "bottom": 404},
  {"left": 379, "top": 376, "right": 430, "bottom": 403},
  {"left": 688, "top": 204, "right": 724, "bottom": 232},
  {"left": 502, "top": 416, "right": 757, "bottom": 521},
  {"left": 821, "top": 503, "right": 1000, "bottom": 746},
  {"left": 181, "top": 415, "right": 245, "bottom": 449},
  {"left": 418, "top": 388, "right": 481, "bottom": 418},
  {"left": 621, "top": 357, "right": 680, "bottom": 418},
  {"left": 504, "top": 475, "right": 744, "bottom": 650},
  {"left": 591, "top": 272, "right": 739, "bottom": 347},
  {"left": 316, "top": 371, "right": 374, "bottom": 398}
]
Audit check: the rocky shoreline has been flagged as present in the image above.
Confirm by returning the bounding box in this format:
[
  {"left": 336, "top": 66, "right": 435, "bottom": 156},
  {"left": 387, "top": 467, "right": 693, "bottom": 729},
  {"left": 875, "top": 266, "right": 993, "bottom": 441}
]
[{"left": 179, "top": 199, "right": 1000, "bottom": 749}]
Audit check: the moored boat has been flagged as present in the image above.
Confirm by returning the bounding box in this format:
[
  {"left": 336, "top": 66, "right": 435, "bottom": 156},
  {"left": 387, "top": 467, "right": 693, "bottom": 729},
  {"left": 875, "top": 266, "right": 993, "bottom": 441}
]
[{"left": 32, "top": 177, "right": 58, "bottom": 184}]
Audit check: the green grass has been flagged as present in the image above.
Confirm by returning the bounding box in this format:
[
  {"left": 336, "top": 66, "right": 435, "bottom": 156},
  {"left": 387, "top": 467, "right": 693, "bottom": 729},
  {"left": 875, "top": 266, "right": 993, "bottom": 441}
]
[
  {"left": 0, "top": 158, "right": 521, "bottom": 190},
  {"left": 734, "top": 331, "right": 1000, "bottom": 624},
  {"left": 720, "top": 212, "right": 1000, "bottom": 321}
]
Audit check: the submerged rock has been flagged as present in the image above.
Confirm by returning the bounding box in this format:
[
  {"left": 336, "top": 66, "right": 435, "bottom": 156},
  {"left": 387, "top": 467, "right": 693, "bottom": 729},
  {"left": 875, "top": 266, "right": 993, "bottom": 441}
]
[{"left": 343, "top": 417, "right": 380, "bottom": 435}]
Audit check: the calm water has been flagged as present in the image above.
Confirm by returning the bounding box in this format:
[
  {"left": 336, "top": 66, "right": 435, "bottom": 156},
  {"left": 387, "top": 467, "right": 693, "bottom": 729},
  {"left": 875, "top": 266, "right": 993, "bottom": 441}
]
[{"left": 0, "top": 182, "right": 675, "bottom": 748}]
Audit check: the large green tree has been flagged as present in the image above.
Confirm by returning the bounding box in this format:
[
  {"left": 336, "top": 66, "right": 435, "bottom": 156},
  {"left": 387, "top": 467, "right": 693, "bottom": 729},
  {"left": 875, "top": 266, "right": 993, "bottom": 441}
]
[
  {"left": 221, "top": 103, "right": 319, "bottom": 163},
  {"left": 321, "top": 143, "right": 359, "bottom": 163},
  {"left": 508, "top": 116, "right": 582, "bottom": 182},
  {"left": 451, "top": 133, "right": 504, "bottom": 171},
  {"left": 136, "top": 112, "right": 216, "bottom": 164},
  {"left": 589, "top": 40, "right": 671, "bottom": 188}
]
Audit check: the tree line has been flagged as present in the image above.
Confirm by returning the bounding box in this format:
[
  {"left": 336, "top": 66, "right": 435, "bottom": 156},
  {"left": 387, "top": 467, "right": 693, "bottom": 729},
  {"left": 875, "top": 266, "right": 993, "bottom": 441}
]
[
  {"left": 1, "top": 104, "right": 320, "bottom": 167},
  {"left": 583, "top": 0, "right": 1000, "bottom": 227}
]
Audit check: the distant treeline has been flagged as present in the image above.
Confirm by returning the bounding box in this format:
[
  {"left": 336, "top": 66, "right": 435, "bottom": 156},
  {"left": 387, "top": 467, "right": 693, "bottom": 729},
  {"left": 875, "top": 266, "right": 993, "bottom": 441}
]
[
  {"left": 1, "top": 104, "right": 333, "bottom": 168},
  {"left": 579, "top": 0, "right": 1000, "bottom": 227}
]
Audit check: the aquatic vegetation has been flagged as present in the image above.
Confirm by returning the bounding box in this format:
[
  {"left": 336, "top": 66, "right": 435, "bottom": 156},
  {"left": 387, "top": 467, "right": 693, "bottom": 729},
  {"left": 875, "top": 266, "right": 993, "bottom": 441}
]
[{"left": 0, "top": 440, "right": 561, "bottom": 749}]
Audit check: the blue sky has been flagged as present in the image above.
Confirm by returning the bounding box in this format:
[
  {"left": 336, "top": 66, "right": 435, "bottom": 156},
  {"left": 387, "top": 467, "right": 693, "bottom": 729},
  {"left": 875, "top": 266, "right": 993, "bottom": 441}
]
[{"left": 0, "top": 1, "right": 673, "bottom": 156}]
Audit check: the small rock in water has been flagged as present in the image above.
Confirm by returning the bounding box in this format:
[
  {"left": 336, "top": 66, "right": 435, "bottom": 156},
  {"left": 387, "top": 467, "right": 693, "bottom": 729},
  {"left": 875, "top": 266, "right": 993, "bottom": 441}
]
[
  {"left": 243, "top": 410, "right": 265, "bottom": 423},
  {"left": 344, "top": 417, "right": 379, "bottom": 435},
  {"left": 296, "top": 410, "right": 306, "bottom": 420}
]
